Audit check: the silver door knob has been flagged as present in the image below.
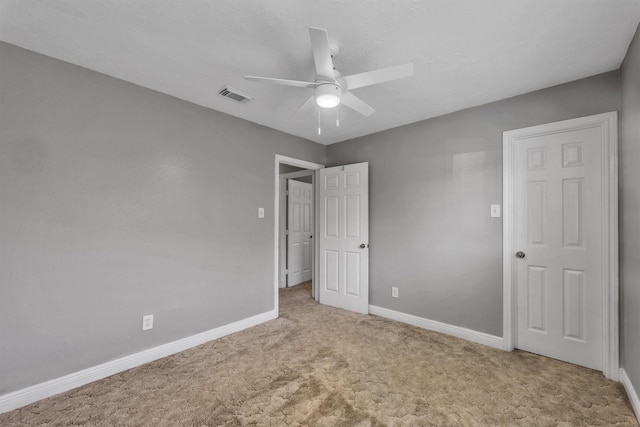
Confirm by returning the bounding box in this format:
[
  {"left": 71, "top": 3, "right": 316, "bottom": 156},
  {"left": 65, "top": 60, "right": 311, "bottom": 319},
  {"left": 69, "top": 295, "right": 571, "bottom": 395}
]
[
  {"left": 516, "top": 251, "right": 526, "bottom": 258},
  {"left": 360, "top": 243, "right": 366, "bottom": 249}
]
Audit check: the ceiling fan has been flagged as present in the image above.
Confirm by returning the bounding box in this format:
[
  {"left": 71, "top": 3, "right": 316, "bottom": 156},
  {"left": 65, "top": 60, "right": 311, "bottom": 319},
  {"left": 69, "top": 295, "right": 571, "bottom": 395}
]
[{"left": 244, "top": 27, "right": 414, "bottom": 118}]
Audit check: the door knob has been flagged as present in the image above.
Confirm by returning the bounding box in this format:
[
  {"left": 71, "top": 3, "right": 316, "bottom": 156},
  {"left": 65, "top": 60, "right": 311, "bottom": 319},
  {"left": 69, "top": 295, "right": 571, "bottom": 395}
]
[
  {"left": 360, "top": 243, "right": 367, "bottom": 249},
  {"left": 516, "top": 251, "right": 526, "bottom": 258}
]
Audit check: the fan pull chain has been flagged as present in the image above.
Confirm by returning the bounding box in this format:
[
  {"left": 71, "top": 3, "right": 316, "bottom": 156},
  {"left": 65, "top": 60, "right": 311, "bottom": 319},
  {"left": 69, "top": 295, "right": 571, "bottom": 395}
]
[
  {"left": 336, "top": 101, "right": 340, "bottom": 127},
  {"left": 318, "top": 109, "right": 321, "bottom": 135}
]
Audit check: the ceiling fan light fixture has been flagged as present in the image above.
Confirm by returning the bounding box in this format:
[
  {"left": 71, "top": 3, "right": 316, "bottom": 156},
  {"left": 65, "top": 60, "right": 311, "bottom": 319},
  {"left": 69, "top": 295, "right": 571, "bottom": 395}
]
[
  {"left": 315, "top": 83, "right": 342, "bottom": 108},
  {"left": 245, "top": 27, "right": 413, "bottom": 120}
]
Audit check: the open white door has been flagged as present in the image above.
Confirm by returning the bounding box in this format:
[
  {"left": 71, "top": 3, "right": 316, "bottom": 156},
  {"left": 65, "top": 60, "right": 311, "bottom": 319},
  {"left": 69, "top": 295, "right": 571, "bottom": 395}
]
[
  {"left": 318, "top": 162, "right": 369, "bottom": 314},
  {"left": 287, "top": 179, "right": 313, "bottom": 286}
]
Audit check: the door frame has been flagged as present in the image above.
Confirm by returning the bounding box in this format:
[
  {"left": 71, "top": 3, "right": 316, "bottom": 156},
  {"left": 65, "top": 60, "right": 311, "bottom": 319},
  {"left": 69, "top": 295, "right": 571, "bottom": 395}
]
[
  {"left": 502, "top": 112, "right": 618, "bottom": 380},
  {"left": 274, "top": 155, "right": 324, "bottom": 313}
]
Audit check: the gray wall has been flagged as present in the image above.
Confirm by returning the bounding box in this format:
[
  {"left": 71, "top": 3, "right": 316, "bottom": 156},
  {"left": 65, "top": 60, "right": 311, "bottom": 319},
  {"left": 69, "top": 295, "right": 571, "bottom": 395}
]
[
  {"left": 327, "top": 71, "right": 621, "bottom": 336},
  {"left": 621, "top": 24, "right": 640, "bottom": 395},
  {"left": 0, "top": 42, "right": 324, "bottom": 394}
]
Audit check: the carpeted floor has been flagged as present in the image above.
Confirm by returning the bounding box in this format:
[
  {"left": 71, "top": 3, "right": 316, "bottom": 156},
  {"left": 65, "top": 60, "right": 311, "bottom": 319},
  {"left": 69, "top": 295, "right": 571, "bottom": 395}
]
[{"left": 1, "top": 282, "right": 637, "bottom": 426}]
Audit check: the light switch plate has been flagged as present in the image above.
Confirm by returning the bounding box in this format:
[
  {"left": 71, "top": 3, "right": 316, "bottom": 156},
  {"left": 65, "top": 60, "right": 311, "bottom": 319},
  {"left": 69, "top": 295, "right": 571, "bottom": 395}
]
[
  {"left": 491, "top": 204, "right": 501, "bottom": 218},
  {"left": 258, "top": 207, "right": 264, "bottom": 218}
]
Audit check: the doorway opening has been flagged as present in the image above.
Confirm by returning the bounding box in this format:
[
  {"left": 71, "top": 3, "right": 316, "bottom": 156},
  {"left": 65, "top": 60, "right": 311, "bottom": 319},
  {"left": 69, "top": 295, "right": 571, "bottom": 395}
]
[
  {"left": 280, "top": 167, "right": 313, "bottom": 289},
  {"left": 274, "top": 155, "right": 324, "bottom": 314}
]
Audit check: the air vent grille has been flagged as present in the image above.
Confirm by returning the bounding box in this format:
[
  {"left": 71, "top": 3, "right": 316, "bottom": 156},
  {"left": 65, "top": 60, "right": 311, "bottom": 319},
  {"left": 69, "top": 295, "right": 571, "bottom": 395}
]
[{"left": 219, "top": 86, "right": 253, "bottom": 103}]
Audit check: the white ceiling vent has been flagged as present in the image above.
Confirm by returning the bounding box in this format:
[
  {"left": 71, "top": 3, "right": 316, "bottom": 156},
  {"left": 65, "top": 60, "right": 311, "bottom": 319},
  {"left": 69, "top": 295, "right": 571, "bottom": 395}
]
[{"left": 219, "top": 86, "right": 253, "bottom": 103}]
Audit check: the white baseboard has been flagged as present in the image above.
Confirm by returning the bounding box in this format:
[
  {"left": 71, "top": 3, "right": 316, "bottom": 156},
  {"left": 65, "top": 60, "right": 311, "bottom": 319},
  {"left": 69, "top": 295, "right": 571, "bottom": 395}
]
[
  {"left": 620, "top": 368, "right": 640, "bottom": 422},
  {"left": 369, "top": 305, "right": 504, "bottom": 350},
  {"left": 0, "top": 309, "right": 277, "bottom": 415}
]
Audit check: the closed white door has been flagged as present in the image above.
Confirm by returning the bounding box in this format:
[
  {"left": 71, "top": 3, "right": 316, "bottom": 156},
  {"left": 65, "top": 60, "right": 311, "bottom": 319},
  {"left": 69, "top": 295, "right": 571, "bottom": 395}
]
[
  {"left": 514, "top": 126, "right": 604, "bottom": 370},
  {"left": 287, "top": 179, "right": 313, "bottom": 286},
  {"left": 319, "top": 162, "right": 369, "bottom": 314}
]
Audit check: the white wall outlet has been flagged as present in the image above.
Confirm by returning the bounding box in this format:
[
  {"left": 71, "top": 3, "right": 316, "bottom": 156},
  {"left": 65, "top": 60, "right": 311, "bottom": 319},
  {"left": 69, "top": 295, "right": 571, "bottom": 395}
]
[
  {"left": 490, "top": 204, "right": 501, "bottom": 218},
  {"left": 142, "top": 314, "right": 153, "bottom": 331},
  {"left": 258, "top": 207, "right": 265, "bottom": 218},
  {"left": 391, "top": 286, "right": 399, "bottom": 298}
]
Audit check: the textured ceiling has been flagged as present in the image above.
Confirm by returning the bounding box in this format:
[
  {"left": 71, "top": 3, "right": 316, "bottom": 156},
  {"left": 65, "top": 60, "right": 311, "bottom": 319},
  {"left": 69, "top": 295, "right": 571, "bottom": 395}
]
[{"left": 1, "top": 1, "right": 639, "bottom": 145}]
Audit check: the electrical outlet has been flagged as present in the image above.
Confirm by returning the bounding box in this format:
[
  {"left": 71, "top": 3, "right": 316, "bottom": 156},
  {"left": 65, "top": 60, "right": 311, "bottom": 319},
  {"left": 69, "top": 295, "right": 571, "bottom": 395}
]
[
  {"left": 142, "top": 314, "right": 153, "bottom": 331},
  {"left": 258, "top": 207, "right": 265, "bottom": 218},
  {"left": 392, "top": 286, "right": 399, "bottom": 298}
]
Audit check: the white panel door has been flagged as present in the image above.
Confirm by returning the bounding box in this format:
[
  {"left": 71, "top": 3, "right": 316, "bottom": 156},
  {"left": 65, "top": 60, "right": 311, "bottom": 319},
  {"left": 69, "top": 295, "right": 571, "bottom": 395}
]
[
  {"left": 514, "top": 126, "right": 603, "bottom": 370},
  {"left": 319, "top": 162, "right": 369, "bottom": 314},
  {"left": 287, "top": 179, "right": 313, "bottom": 286}
]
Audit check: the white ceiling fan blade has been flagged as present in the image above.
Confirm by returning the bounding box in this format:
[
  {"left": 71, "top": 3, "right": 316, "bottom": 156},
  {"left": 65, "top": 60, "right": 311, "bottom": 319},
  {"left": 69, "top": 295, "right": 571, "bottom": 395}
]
[
  {"left": 294, "top": 95, "right": 316, "bottom": 116},
  {"left": 308, "top": 27, "right": 335, "bottom": 81},
  {"left": 244, "top": 75, "right": 317, "bottom": 88},
  {"left": 340, "top": 92, "right": 375, "bottom": 117},
  {"left": 341, "top": 63, "right": 414, "bottom": 91}
]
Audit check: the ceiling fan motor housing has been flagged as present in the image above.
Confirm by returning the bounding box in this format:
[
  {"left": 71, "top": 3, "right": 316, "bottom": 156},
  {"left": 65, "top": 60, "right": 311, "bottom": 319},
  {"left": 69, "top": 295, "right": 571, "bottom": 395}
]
[{"left": 315, "top": 83, "right": 342, "bottom": 108}]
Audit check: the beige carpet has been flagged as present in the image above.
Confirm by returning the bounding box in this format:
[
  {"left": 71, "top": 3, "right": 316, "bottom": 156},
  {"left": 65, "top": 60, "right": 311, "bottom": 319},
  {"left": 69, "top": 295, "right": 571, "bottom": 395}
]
[{"left": 1, "top": 282, "right": 637, "bottom": 426}]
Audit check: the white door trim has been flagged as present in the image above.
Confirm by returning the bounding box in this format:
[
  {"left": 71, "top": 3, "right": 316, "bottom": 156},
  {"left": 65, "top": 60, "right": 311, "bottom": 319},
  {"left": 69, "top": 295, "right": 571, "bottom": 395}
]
[
  {"left": 274, "top": 155, "right": 324, "bottom": 313},
  {"left": 503, "top": 112, "right": 619, "bottom": 380}
]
